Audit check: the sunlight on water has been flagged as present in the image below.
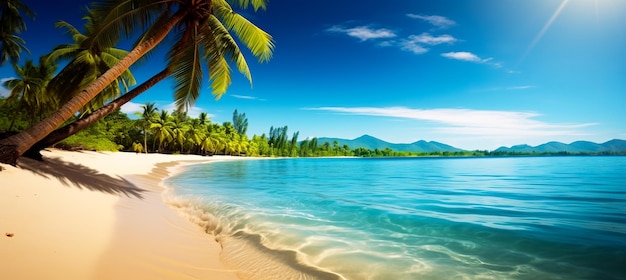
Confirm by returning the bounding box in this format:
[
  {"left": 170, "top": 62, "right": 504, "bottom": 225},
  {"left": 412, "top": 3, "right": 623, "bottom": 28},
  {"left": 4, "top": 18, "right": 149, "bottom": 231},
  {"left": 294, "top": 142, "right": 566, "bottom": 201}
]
[{"left": 166, "top": 157, "right": 626, "bottom": 279}]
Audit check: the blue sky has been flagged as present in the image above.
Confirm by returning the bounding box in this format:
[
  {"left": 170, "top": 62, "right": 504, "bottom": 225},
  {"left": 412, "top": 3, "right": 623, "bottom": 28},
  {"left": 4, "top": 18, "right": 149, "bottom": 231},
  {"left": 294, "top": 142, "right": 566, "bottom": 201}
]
[{"left": 1, "top": 0, "right": 625, "bottom": 150}]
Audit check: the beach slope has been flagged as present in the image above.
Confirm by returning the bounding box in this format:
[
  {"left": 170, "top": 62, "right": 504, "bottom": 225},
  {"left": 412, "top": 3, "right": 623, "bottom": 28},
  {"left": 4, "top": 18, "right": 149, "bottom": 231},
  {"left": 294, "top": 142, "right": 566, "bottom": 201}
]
[{"left": 0, "top": 149, "right": 239, "bottom": 279}]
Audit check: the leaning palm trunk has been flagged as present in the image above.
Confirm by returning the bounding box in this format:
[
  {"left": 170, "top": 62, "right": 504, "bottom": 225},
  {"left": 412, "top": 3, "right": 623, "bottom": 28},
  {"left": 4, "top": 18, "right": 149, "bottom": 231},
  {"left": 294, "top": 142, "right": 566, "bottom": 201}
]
[
  {"left": 0, "top": 11, "right": 185, "bottom": 166},
  {"left": 24, "top": 69, "right": 171, "bottom": 160}
]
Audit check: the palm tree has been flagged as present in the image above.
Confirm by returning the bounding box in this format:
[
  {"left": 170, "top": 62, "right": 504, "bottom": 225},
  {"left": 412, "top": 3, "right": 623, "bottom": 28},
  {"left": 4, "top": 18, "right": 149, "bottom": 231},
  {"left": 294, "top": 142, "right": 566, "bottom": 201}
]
[
  {"left": 2, "top": 56, "right": 57, "bottom": 127},
  {"left": 150, "top": 110, "right": 174, "bottom": 152},
  {"left": 139, "top": 102, "right": 157, "bottom": 153},
  {"left": 0, "top": 0, "right": 273, "bottom": 165},
  {"left": 47, "top": 10, "right": 136, "bottom": 116},
  {"left": 23, "top": 69, "right": 170, "bottom": 160},
  {"left": 0, "top": 1, "right": 183, "bottom": 164},
  {"left": 198, "top": 112, "right": 209, "bottom": 126},
  {"left": 184, "top": 118, "right": 204, "bottom": 154},
  {"left": 0, "top": 0, "right": 34, "bottom": 65},
  {"left": 170, "top": 112, "right": 188, "bottom": 153}
]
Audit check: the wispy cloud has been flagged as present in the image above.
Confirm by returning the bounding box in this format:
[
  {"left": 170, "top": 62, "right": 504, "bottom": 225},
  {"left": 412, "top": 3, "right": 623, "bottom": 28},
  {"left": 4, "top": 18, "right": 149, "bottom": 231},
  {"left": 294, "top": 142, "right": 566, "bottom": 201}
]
[
  {"left": 400, "top": 42, "right": 428, "bottom": 54},
  {"left": 308, "top": 106, "right": 596, "bottom": 138},
  {"left": 0, "top": 77, "right": 14, "bottom": 97},
  {"left": 441, "top": 51, "right": 490, "bottom": 63},
  {"left": 441, "top": 52, "right": 503, "bottom": 68},
  {"left": 328, "top": 21, "right": 461, "bottom": 56},
  {"left": 473, "top": 85, "right": 535, "bottom": 93},
  {"left": 231, "top": 94, "right": 266, "bottom": 101},
  {"left": 408, "top": 33, "right": 457, "bottom": 45},
  {"left": 326, "top": 17, "right": 503, "bottom": 69},
  {"left": 507, "top": 85, "right": 534, "bottom": 90},
  {"left": 327, "top": 25, "right": 396, "bottom": 41},
  {"left": 407, "top": 14, "right": 456, "bottom": 29},
  {"left": 400, "top": 33, "right": 457, "bottom": 54}
]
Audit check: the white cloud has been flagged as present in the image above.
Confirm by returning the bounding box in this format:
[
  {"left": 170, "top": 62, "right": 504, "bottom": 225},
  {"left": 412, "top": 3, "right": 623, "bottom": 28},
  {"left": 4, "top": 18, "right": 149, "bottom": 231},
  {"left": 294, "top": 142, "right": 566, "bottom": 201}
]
[
  {"left": 441, "top": 51, "right": 488, "bottom": 62},
  {"left": 408, "top": 33, "right": 457, "bottom": 45},
  {"left": 308, "top": 106, "right": 596, "bottom": 139},
  {"left": 400, "top": 42, "right": 428, "bottom": 54},
  {"left": 400, "top": 33, "right": 457, "bottom": 55},
  {"left": 231, "top": 94, "right": 266, "bottom": 101},
  {"left": 326, "top": 23, "right": 459, "bottom": 56},
  {"left": 327, "top": 25, "right": 396, "bottom": 41},
  {"left": 442, "top": 52, "right": 503, "bottom": 68},
  {"left": 163, "top": 102, "right": 207, "bottom": 118},
  {"left": 120, "top": 101, "right": 144, "bottom": 116},
  {"left": 407, "top": 14, "right": 456, "bottom": 29},
  {"left": 0, "top": 78, "right": 14, "bottom": 98}
]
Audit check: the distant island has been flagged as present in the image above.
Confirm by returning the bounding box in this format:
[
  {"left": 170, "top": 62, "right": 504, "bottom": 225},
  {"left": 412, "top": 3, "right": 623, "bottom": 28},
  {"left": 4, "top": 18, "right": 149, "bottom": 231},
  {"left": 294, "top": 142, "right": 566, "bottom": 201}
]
[{"left": 318, "top": 135, "right": 626, "bottom": 156}]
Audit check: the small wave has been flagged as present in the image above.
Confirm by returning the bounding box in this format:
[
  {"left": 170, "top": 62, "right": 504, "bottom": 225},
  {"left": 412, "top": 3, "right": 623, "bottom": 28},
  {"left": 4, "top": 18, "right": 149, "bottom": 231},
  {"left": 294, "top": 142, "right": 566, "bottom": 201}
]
[{"left": 162, "top": 188, "right": 346, "bottom": 280}]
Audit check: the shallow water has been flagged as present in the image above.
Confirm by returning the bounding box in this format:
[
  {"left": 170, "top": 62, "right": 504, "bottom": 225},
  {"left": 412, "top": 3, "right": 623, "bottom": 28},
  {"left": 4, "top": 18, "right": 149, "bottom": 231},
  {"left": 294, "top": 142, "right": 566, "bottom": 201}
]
[{"left": 166, "top": 156, "right": 626, "bottom": 279}]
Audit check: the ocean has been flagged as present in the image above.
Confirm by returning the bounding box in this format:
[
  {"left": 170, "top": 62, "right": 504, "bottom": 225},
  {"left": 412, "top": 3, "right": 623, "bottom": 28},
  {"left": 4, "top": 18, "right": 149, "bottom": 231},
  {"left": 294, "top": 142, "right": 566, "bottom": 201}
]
[{"left": 165, "top": 156, "right": 626, "bottom": 279}]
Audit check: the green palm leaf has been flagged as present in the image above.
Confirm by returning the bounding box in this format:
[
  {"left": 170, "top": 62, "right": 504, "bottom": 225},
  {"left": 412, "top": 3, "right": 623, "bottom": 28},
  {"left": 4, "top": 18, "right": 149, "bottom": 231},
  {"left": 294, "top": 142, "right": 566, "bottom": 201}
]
[
  {"left": 214, "top": 1, "right": 274, "bottom": 62},
  {"left": 207, "top": 14, "right": 252, "bottom": 84},
  {"left": 169, "top": 28, "right": 203, "bottom": 112}
]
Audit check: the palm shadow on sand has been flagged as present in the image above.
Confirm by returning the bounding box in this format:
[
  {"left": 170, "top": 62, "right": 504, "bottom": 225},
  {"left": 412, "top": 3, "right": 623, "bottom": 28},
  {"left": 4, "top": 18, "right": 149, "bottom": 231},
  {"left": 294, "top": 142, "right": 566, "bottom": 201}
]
[{"left": 18, "top": 152, "right": 145, "bottom": 199}]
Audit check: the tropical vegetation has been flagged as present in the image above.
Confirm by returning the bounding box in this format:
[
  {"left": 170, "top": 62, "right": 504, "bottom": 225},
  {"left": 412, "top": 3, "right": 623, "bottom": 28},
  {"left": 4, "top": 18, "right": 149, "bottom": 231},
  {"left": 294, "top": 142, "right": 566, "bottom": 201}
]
[
  {"left": 0, "top": 100, "right": 350, "bottom": 157},
  {"left": 0, "top": 0, "right": 34, "bottom": 66},
  {"left": 0, "top": 0, "right": 273, "bottom": 165},
  {"left": 1, "top": 1, "right": 623, "bottom": 164}
]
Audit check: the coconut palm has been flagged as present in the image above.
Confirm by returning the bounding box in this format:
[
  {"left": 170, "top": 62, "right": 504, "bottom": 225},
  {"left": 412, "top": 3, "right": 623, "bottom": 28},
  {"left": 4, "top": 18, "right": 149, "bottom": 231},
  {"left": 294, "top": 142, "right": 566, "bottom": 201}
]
[
  {"left": 139, "top": 102, "right": 158, "bottom": 153},
  {"left": 47, "top": 9, "right": 136, "bottom": 115},
  {"left": 2, "top": 56, "right": 57, "bottom": 127},
  {"left": 0, "top": 0, "right": 34, "bottom": 65},
  {"left": 197, "top": 112, "right": 209, "bottom": 126},
  {"left": 150, "top": 110, "right": 174, "bottom": 152},
  {"left": 184, "top": 118, "right": 204, "bottom": 153},
  {"left": 169, "top": 112, "right": 188, "bottom": 153},
  {"left": 23, "top": 69, "right": 170, "bottom": 159},
  {"left": 0, "top": 0, "right": 273, "bottom": 165}
]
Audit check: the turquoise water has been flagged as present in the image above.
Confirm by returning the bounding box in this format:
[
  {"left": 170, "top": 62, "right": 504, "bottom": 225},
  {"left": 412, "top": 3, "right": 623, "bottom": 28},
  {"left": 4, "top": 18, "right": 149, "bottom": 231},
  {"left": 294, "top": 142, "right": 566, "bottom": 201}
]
[{"left": 166, "top": 156, "right": 626, "bottom": 279}]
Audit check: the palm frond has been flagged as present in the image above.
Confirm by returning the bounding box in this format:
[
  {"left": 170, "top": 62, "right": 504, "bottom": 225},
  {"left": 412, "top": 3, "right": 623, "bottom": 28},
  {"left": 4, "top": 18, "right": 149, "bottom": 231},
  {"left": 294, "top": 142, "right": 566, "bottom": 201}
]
[
  {"left": 55, "top": 21, "right": 87, "bottom": 44},
  {"left": 207, "top": 48, "right": 232, "bottom": 98},
  {"left": 214, "top": 2, "right": 274, "bottom": 62},
  {"left": 46, "top": 44, "right": 80, "bottom": 62},
  {"left": 169, "top": 28, "right": 203, "bottom": 112},
  {"left": 206, "top": 14, "right": 252, "bottom": 85},
  {"left": 89, "top": 0, "right": 166, "bottom": 50},
  {"left": 0, "top": 34, "right": 30, "bottom": 65},
  {"left": 100, "top": 52, "right": 136, "bottom": 88},
  {"left": 226, "top": 0, "right": 268, "bottom": 11}
]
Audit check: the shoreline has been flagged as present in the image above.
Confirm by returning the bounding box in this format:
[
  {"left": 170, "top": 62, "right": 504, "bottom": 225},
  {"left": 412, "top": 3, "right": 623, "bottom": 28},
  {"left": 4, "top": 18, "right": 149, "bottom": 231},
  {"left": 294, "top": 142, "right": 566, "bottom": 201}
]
[
  {"left": 0, "top": 149, "right": 243, "bottom": 279},
  {"left": 162, "top": 158, "right": 347, "bottom": 280}
]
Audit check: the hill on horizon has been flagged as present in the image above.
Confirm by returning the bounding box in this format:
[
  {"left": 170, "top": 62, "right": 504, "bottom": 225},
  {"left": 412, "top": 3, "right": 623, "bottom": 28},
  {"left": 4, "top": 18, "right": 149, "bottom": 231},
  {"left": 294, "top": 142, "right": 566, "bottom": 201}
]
[
  {"left": 495, "top": 139, "right": 626, "bottom": 154},
  {"left": 315, "top": 135, "right": 464, "bottom": 153},
  {"left": 312, "top": 135, "right": 626, "bottom": 154}
]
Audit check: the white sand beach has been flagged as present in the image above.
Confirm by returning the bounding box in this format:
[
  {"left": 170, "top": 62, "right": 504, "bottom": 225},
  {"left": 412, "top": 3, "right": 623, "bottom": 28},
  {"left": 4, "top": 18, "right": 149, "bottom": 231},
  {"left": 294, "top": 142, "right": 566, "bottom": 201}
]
[{"left": 0, "top": 149, "right": 243, "bottom": 279}]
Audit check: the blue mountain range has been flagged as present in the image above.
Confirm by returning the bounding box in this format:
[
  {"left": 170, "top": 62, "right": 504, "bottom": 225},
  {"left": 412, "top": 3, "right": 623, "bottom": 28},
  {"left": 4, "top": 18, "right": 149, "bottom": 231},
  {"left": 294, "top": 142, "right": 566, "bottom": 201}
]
[{"left": 316, "top": 135, "right": 626, "bottom": 153}]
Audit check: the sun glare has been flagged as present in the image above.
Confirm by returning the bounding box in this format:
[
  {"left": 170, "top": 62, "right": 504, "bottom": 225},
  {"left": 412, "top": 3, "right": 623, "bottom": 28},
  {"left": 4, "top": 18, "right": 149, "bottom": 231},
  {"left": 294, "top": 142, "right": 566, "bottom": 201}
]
[{"left": 519, "top": 0, "right": 570, "bottom": 64}]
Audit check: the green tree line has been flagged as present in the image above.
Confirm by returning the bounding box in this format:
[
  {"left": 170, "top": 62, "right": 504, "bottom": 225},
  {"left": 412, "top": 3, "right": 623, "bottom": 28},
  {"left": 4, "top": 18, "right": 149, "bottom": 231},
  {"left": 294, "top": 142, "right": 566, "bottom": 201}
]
[
  {"left": 3, "top": 97, "right": 622, "bottom": 158},
  {"left": 0, "top": 0, "right": 273, "bottom": 165}
]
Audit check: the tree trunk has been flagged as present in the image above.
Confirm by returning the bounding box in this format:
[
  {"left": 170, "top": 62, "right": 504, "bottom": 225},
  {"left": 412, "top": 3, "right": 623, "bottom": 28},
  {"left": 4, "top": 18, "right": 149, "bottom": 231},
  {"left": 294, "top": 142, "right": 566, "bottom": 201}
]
[
  {"left": 24, "top": 69, "right": 170, "bottom": 160},
  {"left": 143, "top": 128, "right": 148, "bottom": 154},
  {"left": 0, "top": 11, "right": 184, "bottom": 166}
]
